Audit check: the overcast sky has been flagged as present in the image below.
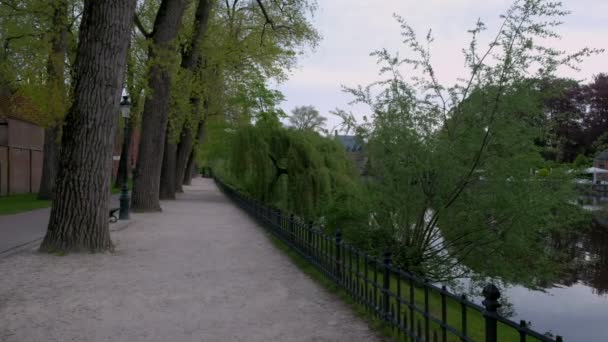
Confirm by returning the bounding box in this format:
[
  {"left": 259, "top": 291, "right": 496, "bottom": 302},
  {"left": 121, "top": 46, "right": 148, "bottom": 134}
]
[{"left": 277, "top": 0, "right": 608, "bottom": 132}]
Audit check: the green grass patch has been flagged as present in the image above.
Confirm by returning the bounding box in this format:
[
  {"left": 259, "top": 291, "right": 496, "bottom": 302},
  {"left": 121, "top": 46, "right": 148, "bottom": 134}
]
[{"left": 0, "top": 193, "right": 51, "bottom": 216}]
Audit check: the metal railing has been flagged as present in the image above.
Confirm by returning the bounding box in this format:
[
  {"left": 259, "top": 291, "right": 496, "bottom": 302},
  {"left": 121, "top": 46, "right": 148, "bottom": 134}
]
[{"left": 214, "top": 176, "right": 563, "bottom": 342}]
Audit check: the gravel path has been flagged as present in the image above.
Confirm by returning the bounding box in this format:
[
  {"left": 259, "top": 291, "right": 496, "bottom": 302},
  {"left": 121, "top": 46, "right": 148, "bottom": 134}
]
[{"left": 0, "top": 178, "right": 380, "bottom": 342}]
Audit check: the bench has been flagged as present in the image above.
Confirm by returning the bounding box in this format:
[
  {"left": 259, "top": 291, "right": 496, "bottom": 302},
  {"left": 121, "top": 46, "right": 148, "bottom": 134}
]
[{"left": 109, "top": 208, "right": 119, "bottom": 223}]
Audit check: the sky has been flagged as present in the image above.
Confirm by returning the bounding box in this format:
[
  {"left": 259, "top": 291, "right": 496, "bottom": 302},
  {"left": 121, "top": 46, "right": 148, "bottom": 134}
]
[{"left": 276, "top": 0, "right": 608, "bottom": 132}]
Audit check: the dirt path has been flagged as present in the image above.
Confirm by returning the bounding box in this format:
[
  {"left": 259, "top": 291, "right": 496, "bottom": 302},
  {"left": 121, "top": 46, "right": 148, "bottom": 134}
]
[{"left": 0, "top": 178, "right": 379, "bottom": 342}]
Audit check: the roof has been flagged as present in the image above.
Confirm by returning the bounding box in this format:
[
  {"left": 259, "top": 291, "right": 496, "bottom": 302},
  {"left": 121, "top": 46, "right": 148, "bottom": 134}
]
[
  {"left": 584, "top": 167, "right": 608, "bottom": 174},
  {"left": 595, "top": 151, "right": 608, "bottom": 161},
  {"left": 335, "top": 135, "right": 363, "bottom": 152}
]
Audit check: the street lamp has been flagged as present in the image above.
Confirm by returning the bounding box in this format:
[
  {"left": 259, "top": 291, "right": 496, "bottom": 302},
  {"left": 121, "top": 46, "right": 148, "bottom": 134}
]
[{"left": 119, "top": 95, "right": 132, "bottom": 220}]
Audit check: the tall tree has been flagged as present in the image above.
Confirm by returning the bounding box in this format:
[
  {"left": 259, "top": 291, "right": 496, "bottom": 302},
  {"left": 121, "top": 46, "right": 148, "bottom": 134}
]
[
  {"left": 288, "top": 105, "right": 326, "bottom": 132},
  {"left": 131, "top": 0, "right": 188, "bottom": 211},
  {"left": 582, "top": 74, "right": 608, "bottom": 152},
  {"left": 39, "top": 0, "right": 136, "bottom": 253},
  {"left": 37, "top": 0, "right": 69, "bottom": 200},
  {"left": 0, "top": 0, "right": 80, "bottom": 200},
  {"left": 161, "top": 0, "right": 213, "bottom": 197},
  {"left": 177, "top": 0, "right": 320, "bottom": 191}
]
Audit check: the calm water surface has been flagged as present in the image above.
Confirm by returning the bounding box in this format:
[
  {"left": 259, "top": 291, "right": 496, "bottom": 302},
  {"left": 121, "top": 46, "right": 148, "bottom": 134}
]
[{"left": 496, "top": 197, "right": 608, "bottom": 341}]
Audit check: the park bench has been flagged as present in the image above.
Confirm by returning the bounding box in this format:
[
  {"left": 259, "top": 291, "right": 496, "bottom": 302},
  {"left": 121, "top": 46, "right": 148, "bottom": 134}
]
[{"left": 109, "top": 208, "right": 119, "bottom": 223}]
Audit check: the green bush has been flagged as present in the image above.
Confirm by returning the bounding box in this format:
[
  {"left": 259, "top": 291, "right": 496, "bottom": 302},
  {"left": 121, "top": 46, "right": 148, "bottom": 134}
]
[
  {"left": 573, "top": 154, "right": 590, "bottom": 168},
  {"left": 537, "top": 168, "right": 550, "bottom": 177}
]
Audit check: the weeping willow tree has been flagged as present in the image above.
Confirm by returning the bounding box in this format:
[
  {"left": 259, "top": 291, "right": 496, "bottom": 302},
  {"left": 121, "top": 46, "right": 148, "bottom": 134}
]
[{"left": 222, "top": 124, "right": 362, "bottom": 222}]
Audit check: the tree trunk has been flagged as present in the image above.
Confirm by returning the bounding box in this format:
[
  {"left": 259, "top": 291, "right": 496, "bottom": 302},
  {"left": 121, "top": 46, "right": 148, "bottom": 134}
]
[
  {"left": 183, "top": 120, "right": 205, "bottom": 185},
  {"left": 170, "top": 0, "right": 212, "bottom": 193},
  {"left": 39, "top": 0, "right": 136, "bottom": 253},
  {"left": 131, "top": 0, "right": 188, "bottom": 212},
  {"left": 174, "top": 124, "right": 193, "bottom": 192},
  {"left": 38, "top": 1, "right": 68, "bottom": 201},
  {"left": 37, "top": 126, "right": 60, "bottom": 200},
  {"left": 159, "top": 130, "right": 177, "bottom": 199}
]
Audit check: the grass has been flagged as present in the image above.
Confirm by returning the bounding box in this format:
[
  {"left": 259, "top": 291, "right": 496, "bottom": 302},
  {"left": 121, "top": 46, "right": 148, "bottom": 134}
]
[
  {"left": 0, "top": 177, "right": 132, "bottom": 216},
  {"left": 0, "top": 193, "right": 51, "bottom": 216},
  {"left": 259, "top": 223, "right": 547, "bottom": 342}
]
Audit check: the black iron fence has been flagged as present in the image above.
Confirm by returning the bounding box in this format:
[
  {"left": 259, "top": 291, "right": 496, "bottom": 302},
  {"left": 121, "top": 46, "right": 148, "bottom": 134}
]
[{"left": 214, "top": 176, "right": 563, "bottom": 342}]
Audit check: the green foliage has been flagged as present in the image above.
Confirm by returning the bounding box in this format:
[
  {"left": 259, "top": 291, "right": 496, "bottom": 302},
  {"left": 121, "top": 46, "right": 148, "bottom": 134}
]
[
  {"left": 536, "top": 168, "right": 550, "bottom": 177},
  {"left": 573, "top": 154, "right": 590, "bottom": 168},
  {"left": 0, "top": 0, "right": 78, "bottom": 126},
  {"left": 338, "top": 0, "right": 593, "bottom": 283},
  {"left": 591, "top": 131, "right": 608, "bottom": 156},
  {"left": 214, "top": 124, "right": 362, "bottom": 224}
]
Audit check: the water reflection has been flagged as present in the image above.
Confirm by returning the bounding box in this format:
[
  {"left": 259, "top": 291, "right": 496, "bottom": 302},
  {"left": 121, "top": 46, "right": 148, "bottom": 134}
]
[
  {"left": 559, "top": 218, "right": 608, "bottom": 296},
  {"left": 503, "top": 197, "right": 608, "bottom": 341}
]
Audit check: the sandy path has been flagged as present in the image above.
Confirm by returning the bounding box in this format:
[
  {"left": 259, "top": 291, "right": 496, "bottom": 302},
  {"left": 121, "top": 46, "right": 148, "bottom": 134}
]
[{"left": 0, "top": 178, "right": 379, "bottom": 342}]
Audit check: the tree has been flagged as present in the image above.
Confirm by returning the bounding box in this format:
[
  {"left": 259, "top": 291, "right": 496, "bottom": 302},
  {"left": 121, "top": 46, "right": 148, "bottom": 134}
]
[
  {"left": 340, "top": 0, "right": 598, "bottom": 282},
  {"left": 288, "top": 105, "right": 326, "bottom": 132},
  {"left": 540, "top": 78, "right": 586, "bottom": 162},
  {"left": 37, "top": 1, "right": 69, "bottom": 200},
  {"left": 39, "top": 0, "right": 136, "bottom": 253},
  {"left": 581, "top": 74, "right": 608, "bottom": 152},
  {"left": 0, "top": 0, "right": 80, "bottom": 200},
  {"left": 160, "top": 0, "right": 213, "bottom": 198},
  {"left": 130, "top": 0, "right": 189, "bottom": 211}
]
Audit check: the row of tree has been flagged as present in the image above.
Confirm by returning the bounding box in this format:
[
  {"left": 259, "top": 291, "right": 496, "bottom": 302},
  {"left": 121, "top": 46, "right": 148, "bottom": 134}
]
[{"left": 0, "top": 0, "right": 319, "bottom": 252}]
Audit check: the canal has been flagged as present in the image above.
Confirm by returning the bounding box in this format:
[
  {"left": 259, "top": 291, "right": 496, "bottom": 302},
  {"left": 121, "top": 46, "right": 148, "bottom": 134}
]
[{"left": 491, "top": 196, "right": 608, "bottom": 341}]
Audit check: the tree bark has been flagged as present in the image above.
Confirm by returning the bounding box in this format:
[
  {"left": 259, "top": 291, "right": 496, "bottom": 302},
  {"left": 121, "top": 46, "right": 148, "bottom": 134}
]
[
  {"left": 131, "top": 0, "right": 188, "bottom": 212},
  {"left": 174, "top": 124, "right": 193, "bottom": 192},
  {"left": 183, "top": 120, "right": 205, "bottom": 185},
  {"left": 37, "top": 126, "right": 61, "bottom": 200},
  {"left": 39, "top": 0, "right": 136, "bottom": 253},
  {"left": 38, "top": 0, "right": 68, "bottom": 201},
  {"left": 163, "top": 0, "right": 212, "bottom": 195},
  {"left": 159, "top": 129, "right": 177, "bottom": 199}
]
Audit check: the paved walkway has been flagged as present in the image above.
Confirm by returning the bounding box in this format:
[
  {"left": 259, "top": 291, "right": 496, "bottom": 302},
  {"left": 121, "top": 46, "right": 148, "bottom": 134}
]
[
  {"left": 0, "top": 207, "right": 50, "bottom": 254},
  {"left": 0, "top": 196, "right": 121, "bottom": 255},
  {"left": 0, "top": 179, "right": 379, "bottom": 342}
]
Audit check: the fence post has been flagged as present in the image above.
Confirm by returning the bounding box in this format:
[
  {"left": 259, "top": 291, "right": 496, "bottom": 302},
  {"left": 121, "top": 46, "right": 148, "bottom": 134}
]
[
  {"left": 307, "top": 221, "right": 313, "bottom": 255},
  {"left": 289, "top": 214, "right": 295, "bottom": 241},
  {"left": 482, "top": 284, "right": 501, "bottom": 342},
  {"left": 383, "top": 251, "right": 392, "bottom": 320},
  {"left": 335, "top": 231, "right": 342, "bottom": 282}
]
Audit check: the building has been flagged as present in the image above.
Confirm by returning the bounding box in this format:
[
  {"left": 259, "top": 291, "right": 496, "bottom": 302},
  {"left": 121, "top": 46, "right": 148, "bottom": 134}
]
[
  {"left": 0, "top": 117, "right": 44, "bottom": 196},
  {"left": 335, "top": 134, "right": 368, "bottom": 175},
  {"left": 593, "top": 151, "right": 608, "bottom": 182}
]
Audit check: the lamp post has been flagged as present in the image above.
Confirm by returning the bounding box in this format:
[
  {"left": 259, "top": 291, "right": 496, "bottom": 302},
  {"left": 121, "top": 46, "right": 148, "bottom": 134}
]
[{"left": 119, "top": 95, "right": 132, "bottom": 220}]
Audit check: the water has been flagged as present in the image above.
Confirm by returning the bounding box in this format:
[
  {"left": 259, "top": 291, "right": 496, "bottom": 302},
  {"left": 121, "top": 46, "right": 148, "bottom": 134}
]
[{"left": 498, "top": 197, "right": 608, "bottom": 341}]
